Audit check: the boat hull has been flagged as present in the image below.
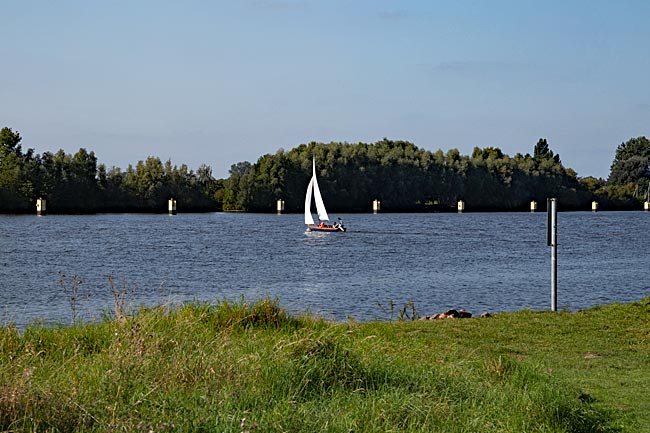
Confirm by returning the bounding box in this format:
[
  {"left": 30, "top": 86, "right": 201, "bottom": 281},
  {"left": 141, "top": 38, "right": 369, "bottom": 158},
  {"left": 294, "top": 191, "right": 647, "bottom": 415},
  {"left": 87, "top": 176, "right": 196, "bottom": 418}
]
[{"left": 306, "top": 224, "right": 346, "bottom": 232}]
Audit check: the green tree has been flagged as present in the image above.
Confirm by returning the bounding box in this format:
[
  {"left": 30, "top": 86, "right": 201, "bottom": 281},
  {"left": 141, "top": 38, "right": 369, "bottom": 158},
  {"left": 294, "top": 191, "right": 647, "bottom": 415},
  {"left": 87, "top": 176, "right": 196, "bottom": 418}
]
[
  {"left": 222, "top": 162, "right": 252, "bottom": 211},
  {"left": 608, "top": 137, "right": 650, "bottom": 191},
  {"left": 0, "top": 127, "right": 22, "bottom": 159},
  {"left": 534, "top": 138, "right": 561, "bottom": 164},
  {"left": 0, "top": 127, "right": 34, "bottom": 211},
  {"left": 534, "top": 138, "right": 550, "bottom": 158}
]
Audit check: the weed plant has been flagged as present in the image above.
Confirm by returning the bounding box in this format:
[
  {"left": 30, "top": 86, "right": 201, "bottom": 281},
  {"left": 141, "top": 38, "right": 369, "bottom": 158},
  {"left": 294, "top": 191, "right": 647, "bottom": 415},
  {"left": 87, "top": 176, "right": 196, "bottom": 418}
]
[{"left": 1, "top": 297, "right": 648, "bottom": 432}]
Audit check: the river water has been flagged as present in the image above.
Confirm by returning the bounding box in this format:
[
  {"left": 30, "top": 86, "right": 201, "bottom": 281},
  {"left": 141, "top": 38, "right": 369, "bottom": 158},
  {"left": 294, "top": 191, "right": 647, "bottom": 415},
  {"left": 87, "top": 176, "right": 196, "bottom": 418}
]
[{"left": 1, "top": 211, "right": 648, "bottom": 328}]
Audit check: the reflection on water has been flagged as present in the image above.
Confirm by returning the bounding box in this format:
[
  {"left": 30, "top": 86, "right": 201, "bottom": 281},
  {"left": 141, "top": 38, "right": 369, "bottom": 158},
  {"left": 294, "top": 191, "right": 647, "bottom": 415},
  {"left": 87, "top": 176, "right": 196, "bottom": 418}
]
[{"left": 1, "top": 211, "right": 649, "bottom": 327}]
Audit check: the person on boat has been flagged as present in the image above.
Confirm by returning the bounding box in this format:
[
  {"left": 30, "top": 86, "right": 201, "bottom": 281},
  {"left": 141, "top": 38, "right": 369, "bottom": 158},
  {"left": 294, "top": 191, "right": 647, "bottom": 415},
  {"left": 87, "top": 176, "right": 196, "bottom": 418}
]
[{"left": 319, "top": 222, "right": 325, "bottom": 228}]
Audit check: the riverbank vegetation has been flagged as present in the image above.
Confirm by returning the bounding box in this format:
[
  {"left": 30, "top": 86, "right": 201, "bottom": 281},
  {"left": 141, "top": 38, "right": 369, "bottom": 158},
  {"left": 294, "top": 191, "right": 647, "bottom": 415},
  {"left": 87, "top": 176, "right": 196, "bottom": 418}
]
[
  {"left": 2, "top": 126, "right": 649, "bottom": 213},
  {"left": 1, "top": 298, "right": 649, "bottom": 432}
]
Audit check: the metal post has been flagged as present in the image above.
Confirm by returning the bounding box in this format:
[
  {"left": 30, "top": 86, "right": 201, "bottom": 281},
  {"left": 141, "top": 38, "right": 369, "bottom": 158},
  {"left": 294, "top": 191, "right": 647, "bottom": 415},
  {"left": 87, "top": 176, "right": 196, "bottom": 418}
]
[{"left": 548, "top": 198, "right": 558, "bottom": 311}]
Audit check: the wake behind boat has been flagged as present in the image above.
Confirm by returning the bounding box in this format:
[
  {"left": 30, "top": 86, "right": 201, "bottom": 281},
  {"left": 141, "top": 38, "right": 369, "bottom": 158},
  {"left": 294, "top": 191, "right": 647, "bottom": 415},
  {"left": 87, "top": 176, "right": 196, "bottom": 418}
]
[{"left": 305, "top": 159, "right": 346, "bottom": 232}]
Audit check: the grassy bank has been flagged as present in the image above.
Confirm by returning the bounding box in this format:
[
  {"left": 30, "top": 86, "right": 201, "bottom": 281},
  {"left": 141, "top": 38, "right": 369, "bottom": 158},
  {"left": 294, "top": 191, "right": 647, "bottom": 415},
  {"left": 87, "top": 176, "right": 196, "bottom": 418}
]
[{"left": 1, "top": 298, "right": 648, "bottom": 432}]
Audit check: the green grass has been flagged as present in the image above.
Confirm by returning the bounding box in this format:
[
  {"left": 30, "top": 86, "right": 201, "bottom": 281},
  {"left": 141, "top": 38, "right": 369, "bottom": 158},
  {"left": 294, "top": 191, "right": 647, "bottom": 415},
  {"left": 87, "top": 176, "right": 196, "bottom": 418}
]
[{"left": 1, "top": 297, "right": 648, "bottom": 432}]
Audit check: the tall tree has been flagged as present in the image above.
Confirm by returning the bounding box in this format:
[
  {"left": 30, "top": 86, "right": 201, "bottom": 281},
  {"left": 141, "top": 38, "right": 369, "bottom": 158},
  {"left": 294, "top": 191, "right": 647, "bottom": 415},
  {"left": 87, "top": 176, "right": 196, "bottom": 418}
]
[
  {"left": 533, "top": 138, "right": 550, "bottom": 158},
  {"left": 0, "top": 127, "right": 22, "bottom": 159},
  {"left": 534, "top": 138, "right": 561, "bottom": 164},
  {"left": 0, "top": 127, "right": 33, "bottom": 211},
  {"left": 608, "top": 136, "right": 650, "bottom": 187},
  {"left": 223, "top": 161, "right": 252, "bottom": 210}
]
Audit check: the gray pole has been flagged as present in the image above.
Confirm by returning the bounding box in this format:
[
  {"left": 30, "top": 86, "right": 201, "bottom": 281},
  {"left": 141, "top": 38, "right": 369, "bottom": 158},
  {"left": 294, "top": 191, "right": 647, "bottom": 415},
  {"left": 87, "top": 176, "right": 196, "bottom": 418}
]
[{"left": 549, "top": 198, "right": 558, "bottom": 311}]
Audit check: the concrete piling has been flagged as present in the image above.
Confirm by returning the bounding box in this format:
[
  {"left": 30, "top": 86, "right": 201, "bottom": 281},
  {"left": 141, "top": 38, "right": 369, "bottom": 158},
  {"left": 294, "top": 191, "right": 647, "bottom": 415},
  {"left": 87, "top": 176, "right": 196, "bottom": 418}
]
[{"left": 36, "top": 197, "right": 46, "bottom": 216}]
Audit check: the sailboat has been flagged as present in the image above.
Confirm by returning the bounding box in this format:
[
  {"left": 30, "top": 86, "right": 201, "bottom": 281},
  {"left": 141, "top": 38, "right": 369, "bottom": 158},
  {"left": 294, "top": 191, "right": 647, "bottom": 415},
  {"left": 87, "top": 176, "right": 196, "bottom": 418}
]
[{"left": 304, "top": 159, "right": 346, "bottom": 232}]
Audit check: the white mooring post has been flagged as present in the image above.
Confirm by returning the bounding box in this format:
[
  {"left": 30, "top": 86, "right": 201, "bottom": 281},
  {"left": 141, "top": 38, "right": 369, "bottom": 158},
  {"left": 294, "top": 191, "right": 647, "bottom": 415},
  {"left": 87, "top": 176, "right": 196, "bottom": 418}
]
[
  {"left": 591, "top": 201, "right": 598, "bottom": 212},
  {"left": 36, "top": 197, "right": 46, "bottom": 216},
  {"left": 276, "top": 199, "right": 285, "bottom": 215},
  {"left": 530, "top": 200, "right": 537, "bottom": 213},
  {"left": 457, "top": 200, "right": 465, "bottom": 214},
  {"left": 168, "top": 198, "right": 177, "bottom": 215},
  {"left": 547, "top": 198, "right": 558, "bottom": 311},
  {"left": 644, "top": 201, "right": 649, "bottom": 212},
  {"left": 372, "top": 199, "right": 380, "bottom": 214}
]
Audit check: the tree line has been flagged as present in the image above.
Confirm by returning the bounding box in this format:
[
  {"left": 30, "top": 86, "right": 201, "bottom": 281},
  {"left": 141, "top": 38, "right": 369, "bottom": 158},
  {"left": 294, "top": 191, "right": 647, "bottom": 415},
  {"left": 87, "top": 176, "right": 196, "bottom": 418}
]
[
  {"left": 1, "top": 126, "right": 648, "bottom": 213},
  {"left": 224, "top": 137, "right": 649, "bottom": 212},
  {"left": 0, "top": 127, "right": 219, "bottom": 213}
]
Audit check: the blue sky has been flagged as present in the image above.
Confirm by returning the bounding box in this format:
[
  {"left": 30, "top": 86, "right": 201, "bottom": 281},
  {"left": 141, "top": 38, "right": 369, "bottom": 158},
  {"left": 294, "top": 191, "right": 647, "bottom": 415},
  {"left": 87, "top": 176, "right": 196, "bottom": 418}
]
[{"left": 2, "top": 0, "right": 648, "bottom": 179}]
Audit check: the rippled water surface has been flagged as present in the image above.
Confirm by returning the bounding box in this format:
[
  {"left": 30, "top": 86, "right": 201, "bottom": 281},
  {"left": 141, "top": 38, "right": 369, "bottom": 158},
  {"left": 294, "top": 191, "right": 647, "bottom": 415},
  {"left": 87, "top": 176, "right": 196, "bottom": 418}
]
[{"left": 1, "top": 211, "right": 648, "bottom": 327}]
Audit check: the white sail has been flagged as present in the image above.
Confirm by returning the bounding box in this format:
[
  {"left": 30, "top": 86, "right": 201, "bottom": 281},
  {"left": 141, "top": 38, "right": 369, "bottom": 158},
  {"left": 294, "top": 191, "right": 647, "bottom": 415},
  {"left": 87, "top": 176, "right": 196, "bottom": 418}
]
[
  {"left": 304, "top": 158, "right": 330, "bottom": 226},
  {"left": 312, "top": 159, "right": 329, "bottom": 221},
  {"left": 304, "top": 177, "right": 315, "bottom": 225}
]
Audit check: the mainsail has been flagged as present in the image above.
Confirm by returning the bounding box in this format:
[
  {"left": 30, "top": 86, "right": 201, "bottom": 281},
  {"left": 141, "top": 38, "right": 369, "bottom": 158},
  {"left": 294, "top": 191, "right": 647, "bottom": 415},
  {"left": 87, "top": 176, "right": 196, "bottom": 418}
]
[
  {"left": 311, "top": 160, "right": 329, "bottom": 222},
  {"left": 304, "top": 158, "right": 330, "bottom": 225}
]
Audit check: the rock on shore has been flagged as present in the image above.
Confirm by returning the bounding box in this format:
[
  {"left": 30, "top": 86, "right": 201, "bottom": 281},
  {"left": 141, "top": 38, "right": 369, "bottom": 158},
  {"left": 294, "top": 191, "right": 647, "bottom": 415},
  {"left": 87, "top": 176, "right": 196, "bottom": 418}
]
[{"left": 426, "top": 309, "right": 473, "bottom": 320}]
